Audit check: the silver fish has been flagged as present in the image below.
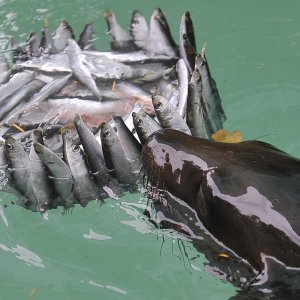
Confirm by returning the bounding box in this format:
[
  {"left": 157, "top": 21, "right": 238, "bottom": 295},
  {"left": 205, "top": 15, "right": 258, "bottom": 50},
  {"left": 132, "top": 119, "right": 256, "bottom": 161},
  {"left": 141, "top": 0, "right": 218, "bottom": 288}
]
[
  {"left": 196, "top": 50, "right": 226, "bottom": 133},
  {"left": 65, "top": 39, "right": 102, "bottom": 100},
  {"left": 112, "top": 115, "right": 142, "bottom": 177},
  {"left": 33, "top": 142, "right": 75, "bottom": 209},
  {"left": 78, "top": 23, "right": 95, "bottom": 50},
  {"left": 132, "top": 110, "right": 162, "bottom": 145},
  {"left": 176, "top": 58, "right": 189, "bottom": 117},
  {"left": 5, "top": 136, "right": 38, "bottom": 211},
  {"left": 53, "top": 20, "right": 75, "bottom": 52},
  {"left": 0, "top": 71, "right": 35, "bottom": 105},
  {"left": 186, "top": 68, "right": 210, "bottom": 138},
  {"left": 130, "top": 10, "right": 149, "bottom": 49},
  {"left": 73, "top": 114, "right": 120, "bottom": 199},
  {"left": 179, "top": 11, "right": 197, "bottom": 73},
  {"left": 28, "top": 129, "right": 57, "bottom": 212},
  {"left": 63, "top": 130, "right": 100, "bottom": 207},
  {"left": 0, "top": 79, "right": 45, "bottom": 121},
  {"left": 104, "top": 11, "right": 135, "bottom": 52},
  {"left": 147, "top": 8, "right": 178, "bottom": 57},
  {"left": 152, "top": 94, "right": 191, "bottom": 135},
  {"left": 101, "top": 123, "right": 137, "bottom": 186}
]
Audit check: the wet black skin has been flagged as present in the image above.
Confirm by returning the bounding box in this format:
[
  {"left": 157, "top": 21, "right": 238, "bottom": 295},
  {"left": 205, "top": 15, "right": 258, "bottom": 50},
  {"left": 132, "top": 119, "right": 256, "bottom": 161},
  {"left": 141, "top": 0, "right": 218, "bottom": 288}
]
[{"left": 142, "top": 129, "right": 300, "bottom": 273}]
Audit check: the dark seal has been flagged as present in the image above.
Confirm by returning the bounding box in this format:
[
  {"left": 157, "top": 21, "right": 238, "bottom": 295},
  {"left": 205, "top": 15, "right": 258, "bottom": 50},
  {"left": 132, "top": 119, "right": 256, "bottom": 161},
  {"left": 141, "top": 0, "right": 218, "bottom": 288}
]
[{"left": 142, "top": 128, "right": 300, "bottom": 295}]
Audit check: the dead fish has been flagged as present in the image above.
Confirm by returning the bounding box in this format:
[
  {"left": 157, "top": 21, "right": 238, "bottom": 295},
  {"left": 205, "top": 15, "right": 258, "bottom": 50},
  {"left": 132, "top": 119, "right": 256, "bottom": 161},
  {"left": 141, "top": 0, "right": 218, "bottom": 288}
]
[
  {"left": 179, "top": 11, "right": 197, "bottom": 73},
  {"left": 104, "top": 11, "right": 136, "bottom": 52},
  {"left": 53, "top": 20, "right": 75, "bottom": 52},
  {"left": 132, "top": 110, "right": 162, "bottom": 144},
  {"left": 78, "top": 23, "right": 95, "bottom": 50},
  {"left": 5, "top": 136, "right": 38, "bottom": 211},
  {"left": 65, "top": 39, "right": 102, "bottom": 100},
  {"left": 152, "top": 94, "right": 191, "bottom": 135},
  {"left": 196, "top": 51, "right": 226, "bottom": 133},
  {"left": 130, "top": 10, "right": 149, "bottom": 49},
  {"left": 186, "top": 68, "right": 210, "bottom": 138},
  {"left": 112, "top": 115, "right": 142, "bottom": 177},
  {"left": 73, "top": 114, "right": 121, "bottom": 199},
  {"left": 101, "top": 122, "right": 137, "bottom": 187},
  {"left": 147, "top": 8, "right": 178, "bottom": 57},
  {"left": 62, "top": 130, "right": 100, "bottom": 207},
  {"left": 33, "top": 142, "right": 75, "bottom": 209}
]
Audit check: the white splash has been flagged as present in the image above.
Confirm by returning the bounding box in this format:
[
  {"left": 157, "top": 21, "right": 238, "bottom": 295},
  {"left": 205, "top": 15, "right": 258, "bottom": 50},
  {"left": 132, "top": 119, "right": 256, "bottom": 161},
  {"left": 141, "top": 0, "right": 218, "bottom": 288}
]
[
  {"left": 87, "top": 280, "right": 127, "bottom": 295},
  {"left": 83, "top": 229, "right": 112, "bottom": 241},
  {"left": 0, "top": 243, "right": 45, "bottom": 268}
]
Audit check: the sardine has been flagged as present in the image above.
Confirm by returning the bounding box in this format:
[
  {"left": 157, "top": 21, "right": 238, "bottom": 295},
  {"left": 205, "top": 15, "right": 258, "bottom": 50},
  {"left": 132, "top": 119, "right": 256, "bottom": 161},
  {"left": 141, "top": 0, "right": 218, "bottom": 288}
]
[
  {"left": 112, "top": 115, "right": 142, "bottom": 177},
  {"left": 152, "top": 95, "right": 191, "bottom": 135},
  {"left": 0, "top": 71, "right": 35, "bottom": 105},
  {"left": 101, "top": 123, "right": 137, "bottom": 186},
  {"left": 196, "top": 51, "right": 226, "bottom": 132},
  {"left": 5, "top": 136, "right": 38, "bottom": 211},
  {"left": 29, "top": 129, "right": 57, "bottom": 212},
  {"left": 0, "top": 141, "right": 28, "bottom": 207},
  {"left": 73, "top": 114, "right": 120, "bottom": 199},
  {"left": 53, "top": 20, "right": 75, "bottom": 52},
  {"left": 65, "top": 39, "right": 102, "bottom": 100},
  {"left": 33, "top": 142, "right": 75, "bottom": 208},
  {"left": 62, "top": 130, "right": 100, "bottom": 207},
  {"left": 104, "top": 11, "right": 135, "bottom": 52},
  {"left": 179, "top": 11, "right": 197, "bottom": 73},
  {"left": 176, "top": 58, "right": 189, "bottom": 117},
  {"left": 40, "top": 20, "right": 57, "bottom": 55},
  {"left": 147, "top": 8, "right": 178, "bottom": 57},
  {"left": 78, "top": 23, "right": 95, "bottom": 50},
  {"left": 186, "top": 68, "right": 210, "bottom": 138},
  {"left": 132, "top": 110, "right": 162, "bottom": 144},
  {"left": 0, "top": 79, "right": 45, "bottom": 121},
  {"left": 9, "top": 37, "right": 27, "bottom": 63},
  {"left": 25, "top": 32, "right": 41, "bottom": 57},
  {"left": 130, "top": 10, "right": 149, "bottom": 49}
]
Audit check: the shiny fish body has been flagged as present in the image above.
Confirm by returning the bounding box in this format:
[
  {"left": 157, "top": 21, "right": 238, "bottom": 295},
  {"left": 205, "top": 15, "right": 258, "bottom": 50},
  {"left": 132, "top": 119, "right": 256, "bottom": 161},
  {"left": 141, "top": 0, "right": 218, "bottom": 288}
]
[
  {"left": 33, "top": 142, "right": 75, "bottom": 208},
  {"left": 196, "top": 53, "right": 225, "bottom": 133},
  {"left": 186, "top": 68, "right": 210, "bottom": 138},
  {"left": 73, "top": 114, "right": 120, "bottom": 199},
  {"left": 63, "top": 131, "right": 100, "bottom": 207},
  {"left": 53, "top": 20, "right": 75, "bottom": 52},
  {"left": 65, "top": 39, "right": 102, "bottom": 100},
  {"left": 28, "top": 130, "right": 56, "bottom": 212},
  {"left": 132, "top": 110, "right": 162, "bottom": 144},
  {"left": 104, "top": 11, "right": 135, "bottom": 52},
  {"left": 5, "top": 136, "right": 38, "bottom": 211},
  {"left": 0, "top": 71, "right": 35, "bottom": 105},
  {"left": 112, "top": 115, "right": 142, "bottom": 177},
  {"left": 130, "top": 10, "right": 149, "bottom": 49},
  {"left": 152, "top": 95, "right": 191, "bottom": 135},
  {"left": 101, "top": 123, "right": 137, "bottom": 186}
]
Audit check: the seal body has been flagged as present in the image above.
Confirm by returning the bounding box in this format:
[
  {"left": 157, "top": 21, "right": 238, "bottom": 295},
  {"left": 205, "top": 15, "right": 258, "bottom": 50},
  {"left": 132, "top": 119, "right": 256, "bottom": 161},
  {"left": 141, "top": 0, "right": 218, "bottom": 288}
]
[{"left": 142, "top": 129, "right": 300, "bottom": 275}]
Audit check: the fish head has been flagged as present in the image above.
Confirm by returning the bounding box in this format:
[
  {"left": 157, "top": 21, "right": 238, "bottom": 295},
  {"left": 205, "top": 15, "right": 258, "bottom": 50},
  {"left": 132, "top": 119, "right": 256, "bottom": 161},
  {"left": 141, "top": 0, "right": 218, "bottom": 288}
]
[
  {"left": 152, "top": 95, "right": 170, "bottom": 118},
  {"left": 100, "top": 122, "right": 118, "bottom": 148}
]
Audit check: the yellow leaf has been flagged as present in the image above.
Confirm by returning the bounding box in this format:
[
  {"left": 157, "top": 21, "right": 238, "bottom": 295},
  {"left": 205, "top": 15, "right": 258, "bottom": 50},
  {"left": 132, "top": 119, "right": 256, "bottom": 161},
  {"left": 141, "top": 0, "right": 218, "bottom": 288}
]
[{"left": 212, "top": 129, "right": 243, "bottom": 143}]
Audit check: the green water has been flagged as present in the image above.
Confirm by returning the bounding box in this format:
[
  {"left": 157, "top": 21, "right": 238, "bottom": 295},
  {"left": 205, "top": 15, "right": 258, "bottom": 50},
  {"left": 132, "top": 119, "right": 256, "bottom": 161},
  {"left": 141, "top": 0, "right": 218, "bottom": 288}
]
[{"left": 0, "top": 0, "right": 299, "bottom": 299}]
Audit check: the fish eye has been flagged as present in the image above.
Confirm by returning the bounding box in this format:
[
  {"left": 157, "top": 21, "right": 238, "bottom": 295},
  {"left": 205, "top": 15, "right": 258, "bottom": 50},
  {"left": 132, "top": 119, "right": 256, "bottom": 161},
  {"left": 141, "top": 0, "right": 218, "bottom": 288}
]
[
  {"left": 154, "top": 102, "right": 162, "bottom": 110},
  {"left": 6, "top": 143, "right": 13, "bottom": 150},
  {"left": 137, "top": 119, "right": 143, "bottom": 126},
  {"left": 104, "top": 131, "right": 111, "bottom": 138},
  {"left": 72, "top": 145, "right": 79, "bottom": 152}
]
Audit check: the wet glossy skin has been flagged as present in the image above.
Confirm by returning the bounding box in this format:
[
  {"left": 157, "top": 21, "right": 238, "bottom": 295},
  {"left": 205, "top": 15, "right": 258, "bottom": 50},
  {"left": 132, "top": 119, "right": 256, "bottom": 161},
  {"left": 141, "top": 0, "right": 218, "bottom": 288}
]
[{"left": 142, "top": 129, "right": 300, "bottom": 272}]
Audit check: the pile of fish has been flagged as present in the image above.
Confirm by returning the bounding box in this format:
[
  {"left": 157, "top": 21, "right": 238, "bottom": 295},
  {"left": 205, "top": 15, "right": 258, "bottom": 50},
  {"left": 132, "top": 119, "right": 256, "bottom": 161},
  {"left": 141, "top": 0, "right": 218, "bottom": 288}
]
[{"left": 0, "top": 9, "right": 225, "bottom": 212}]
